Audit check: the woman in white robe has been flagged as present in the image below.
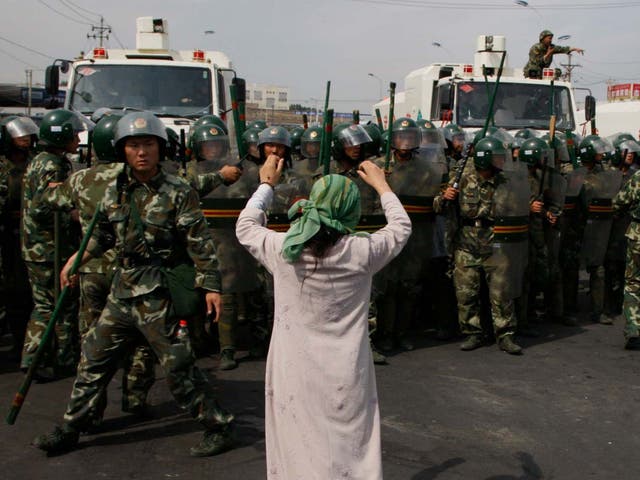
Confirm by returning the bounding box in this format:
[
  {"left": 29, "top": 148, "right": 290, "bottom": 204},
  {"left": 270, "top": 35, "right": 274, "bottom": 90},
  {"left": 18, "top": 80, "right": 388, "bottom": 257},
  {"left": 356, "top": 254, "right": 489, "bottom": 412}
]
[{"left": 236, "top": 157, "right": 411, "bottom": 480}]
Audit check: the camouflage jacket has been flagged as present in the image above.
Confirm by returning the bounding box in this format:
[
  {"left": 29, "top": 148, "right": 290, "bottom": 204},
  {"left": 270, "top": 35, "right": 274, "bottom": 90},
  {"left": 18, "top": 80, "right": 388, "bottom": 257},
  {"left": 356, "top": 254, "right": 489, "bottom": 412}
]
[
  {"left": 614, "top": 168, "right": 640, "bottom": 242},
  {"left": 434, "top": 164, "right": 506, "bottom": 255},
  {"left": 39, "top": 162, "right": 122, "bottom": 274},
  {"left": 523, "top": 42, "right": 571, "bottom": 77},
  {"left": 21, "top": 151, "right": 76, "bottom": 263},
  {"left": 86, "top": 165, "right": 221, "bottom": 298}
]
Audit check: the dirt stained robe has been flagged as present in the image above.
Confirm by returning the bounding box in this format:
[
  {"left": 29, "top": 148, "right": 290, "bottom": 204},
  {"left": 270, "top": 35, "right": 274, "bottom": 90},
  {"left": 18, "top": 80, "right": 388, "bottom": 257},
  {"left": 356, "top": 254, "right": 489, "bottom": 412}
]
[{"left": 236, "top": 186, "right": 411, "bottom": 479}]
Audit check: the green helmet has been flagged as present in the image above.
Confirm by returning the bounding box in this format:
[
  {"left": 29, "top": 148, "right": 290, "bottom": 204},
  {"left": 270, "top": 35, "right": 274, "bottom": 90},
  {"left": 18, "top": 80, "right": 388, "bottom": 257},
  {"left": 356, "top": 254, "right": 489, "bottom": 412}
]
[
  {"left": 362, "top": 124, "right": 382, "bottom": 157},
  {"left": 193, "top": 114, "right": 228, "bottom": 134},
  {"left": 1, "top": 115, "right": 39, "bottom": 152},
  {"left": 519, "top": 137, "right": 551, "bottom": 167},
  {"left": 539, "top": 30, "right": 553, "bottom": 42},
  {"left": 513, "top": 128, "right": 537, "bottom": 148},
  {"left": 416, "top": 119, "right": 445, "bottom": 148},
  {"left": 191, "top": 124, "right": 230, "bottom": 162},
  {"left": 290, "top": 126, "right": 305, "bottom": 153},
  {"left": 473, "top": 136, "right": 509, "bottom": 171},
  {"left": 92, "top": 113, "right": 123, "bottom": 163},
  {"left": 242, "top": 127, "right": 261, "bottom": 160},
  {"left": 611, "top": 133, "right": 640, "bottom": 166},
  {"left": 540, "top": 133, "right": 570, "bottom": 164},
  {"left": 578, "top": 135, "right": 609, "bottom": 164},
  {"left": 90, "top": 107, "right": 115, "bottom": 124},
  {"left": 114, "top": 111, "right": 168, "bottom": 161},
  {"left": 258, "top": 126, "right": 291, "bottom": 164},
  {"left": 391, "top": 118, "right": 421, "bottom": 151},
  {"left": 39, "top": 109, "right": 94, "bottom": 148},
  {"left": 248, "top": 120, "right": 268, "bottom": 131},
  {"left": 300, "top": 126, "right": 322, "bottom": 160},
  {"left": 442, "top": 123, "right": 465, "bottom": 144},
  {"left": 332, "top": 123, "right": 372, "bottom": 163},
  {"left": 473, "top": 126, "right": 514, "bottom": 149}
]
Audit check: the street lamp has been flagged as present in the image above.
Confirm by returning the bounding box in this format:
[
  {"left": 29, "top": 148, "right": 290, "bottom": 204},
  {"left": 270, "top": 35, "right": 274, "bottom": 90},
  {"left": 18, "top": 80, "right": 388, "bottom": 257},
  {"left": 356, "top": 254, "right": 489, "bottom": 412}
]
[
  {"left": 513, "top": 0, "right": 544, "bottom": 24},
  {"left": 204, "top": 30, "right": 215, "bottom": 35},
  {"left": 431, "top": 41, "right": 453, "bottom": 57},
  {"left": 558, "top": 35, "right": 571, "bottom": 42},
  {"left": 368, "top": 73, "right": 383, "bottom": 100}
]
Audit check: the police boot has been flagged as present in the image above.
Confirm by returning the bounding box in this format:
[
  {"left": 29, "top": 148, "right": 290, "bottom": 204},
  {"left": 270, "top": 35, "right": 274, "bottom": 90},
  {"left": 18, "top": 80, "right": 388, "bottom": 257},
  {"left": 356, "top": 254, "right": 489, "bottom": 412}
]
[
  {"left": 498, "top": 335, "right": 523, "bottom": 355},
  {"left": 460, "top": 334, "right": 485, "bottom": 351},
  {"left": 219, "top": 349, "right": 238, "bottom": 371},
  {"left": 624, "top": 337, "right": 640, "bottom": 350},
  {"left": 33, "top": 424, "right": 80, "bottom": 453},
  {"left": 597, "top": 314, "right": 614, "bottom": 325},
  {"left": 190, "top": 425, "right": 235, "bottom": 457}
]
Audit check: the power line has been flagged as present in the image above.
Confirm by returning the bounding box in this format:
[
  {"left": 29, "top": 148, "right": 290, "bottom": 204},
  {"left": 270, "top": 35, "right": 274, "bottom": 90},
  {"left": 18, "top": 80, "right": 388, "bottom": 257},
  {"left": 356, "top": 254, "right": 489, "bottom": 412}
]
[
  {"left": 0, "top": 46, "right": 40, "bottom": 68},
  {"left": 63, "top": 0, "right": 102, "bottom": 18},
  {"left": 349, "top": 0, "right": 640, "bottom": 9},
  {"left": 58, "top": 0, "right": 99, "bottom": 23},
  {"left": 110, "top": 30, "right": 126, "bottom": 49},
  {"left": 37, "top": 0, "right": 91, "bottom": 25},
  {"left": 0, "top": 34, "right": 54, "bottom": 59}
]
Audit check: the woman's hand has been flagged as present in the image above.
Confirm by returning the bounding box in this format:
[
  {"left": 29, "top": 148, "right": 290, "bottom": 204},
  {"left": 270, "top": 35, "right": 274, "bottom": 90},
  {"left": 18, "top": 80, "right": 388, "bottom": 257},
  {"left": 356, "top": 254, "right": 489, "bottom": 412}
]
[
  {"left": 260, "top": 154, "right": 284, "bottom": 186},
  {"left": 357, "top": 160, "right": 391, "bottom": 195}
]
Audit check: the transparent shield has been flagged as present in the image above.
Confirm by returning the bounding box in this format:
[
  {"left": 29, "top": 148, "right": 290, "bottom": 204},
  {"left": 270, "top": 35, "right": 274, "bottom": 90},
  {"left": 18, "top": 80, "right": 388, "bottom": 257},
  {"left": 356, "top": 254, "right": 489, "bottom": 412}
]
[{"left": 5, "top": 116, "right": 39, "bottom": 138}]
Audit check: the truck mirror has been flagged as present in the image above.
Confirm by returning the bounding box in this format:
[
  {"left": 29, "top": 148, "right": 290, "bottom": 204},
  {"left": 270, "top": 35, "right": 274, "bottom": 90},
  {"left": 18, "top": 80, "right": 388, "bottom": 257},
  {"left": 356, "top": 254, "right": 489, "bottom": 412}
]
[
  {"left": 233, "top": 77, "right": 246, "bottom": 103},
  {"left": 585, "top": 95, "right": 596, "bottom": 121},
  {"left": 45, "top": 65, "right": 60, "bottom": 96}
]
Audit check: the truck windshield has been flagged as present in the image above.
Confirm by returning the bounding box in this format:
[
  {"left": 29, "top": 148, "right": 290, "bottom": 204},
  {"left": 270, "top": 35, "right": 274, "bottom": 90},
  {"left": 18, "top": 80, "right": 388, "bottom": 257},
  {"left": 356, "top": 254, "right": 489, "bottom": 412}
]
[
  {"left": 456, "top": 82, "right": 575, "bottom": 130},
  {"left": 68, "top": 64, "right": 213, "bottom": 118}
]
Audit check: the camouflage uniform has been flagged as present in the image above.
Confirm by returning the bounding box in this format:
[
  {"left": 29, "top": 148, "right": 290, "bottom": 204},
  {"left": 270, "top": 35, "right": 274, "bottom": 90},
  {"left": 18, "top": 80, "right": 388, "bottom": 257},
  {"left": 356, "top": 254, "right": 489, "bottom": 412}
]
[
  {"left": 434, "top": 164, "right": 519, "bottom": 341},
  {"left": 613, "top": 170, "right": 640, "bottom": 343},
  {"left": 40, "top": 162, "right": 156, "bottom": 415},
  {"left": 21, "top": 151, "right": 79, "bottom": 372},
  {"left": 523, "top": 42, "right": 571, "bottom": 79},
  {"left": 0, "top": 152, "right": 33, "bottom": 356},
  {"left": 604, "top": 166, "right": 635, "bottom": 317},
  {"left": 62, "top": 165, "right": 233, "bottom": 433}
]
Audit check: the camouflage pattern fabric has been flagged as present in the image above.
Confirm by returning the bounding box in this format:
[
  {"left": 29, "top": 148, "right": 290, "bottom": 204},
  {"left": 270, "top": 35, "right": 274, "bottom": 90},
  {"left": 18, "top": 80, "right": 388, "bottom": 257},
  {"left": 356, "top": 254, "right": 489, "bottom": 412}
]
[
  {"left": 62, "top": 166, "right": 230, "bottom": 431},
  {"left": 41, "top": 161, "right": 156, "bottom": 409},
  {"left": 523, "top": 42, "right": 571, "bottom": 78},
  {"left": 21, "top": 151, "right": 76, "bottom": 263},
  {"left": 21, "top": 150, "right": 80, "bottom": 370},
  {"left": 21, "top": 261, "right": 78, "bottom": 370},
  {"left": 613, "top": 169, "right": 640, "bottom": 339},
  {"left": 436, "top": 165, "right": 517, "bottom": 339},
  {"left": 63, "top": 291, "right": 232, "bottom": 431},
  {"left": 86, "top": 166, "right": 222, "bottom": 297},
  {"left": 0, "top": 155, "right": 33, "bottom": 352},
  {"left": 604, "top": 167, "right": 634, "bottom": 315}
]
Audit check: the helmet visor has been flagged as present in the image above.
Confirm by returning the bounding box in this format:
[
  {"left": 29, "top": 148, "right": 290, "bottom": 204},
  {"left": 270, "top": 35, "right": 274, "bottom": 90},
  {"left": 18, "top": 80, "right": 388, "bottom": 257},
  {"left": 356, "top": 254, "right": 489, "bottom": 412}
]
[
  {"left": 5, "top": 116, "right": 39, "bottom": 138},
  {"left": 337, "top": 125, "right": 372, "bottom": 148}
]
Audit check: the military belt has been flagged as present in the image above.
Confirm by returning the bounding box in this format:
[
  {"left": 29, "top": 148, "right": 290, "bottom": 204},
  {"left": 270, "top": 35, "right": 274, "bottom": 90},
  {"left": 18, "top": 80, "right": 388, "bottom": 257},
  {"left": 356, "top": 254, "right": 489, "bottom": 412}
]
[
  {"left": 493, "top": 215, "right": 529, "bottom": 242},
  {"left": 588, "top": 198, "right": 614, "bottom": 219},
  {"left": 200, "top": 197, "right": 247, "bottom": 229},
  {"left": 117, "top": 256, "right": 164, "bottom": 269},
  {"left": 356, "top": 214, "right": 388, "bottom": 233},
  {"left": 267, "top": 213, "right": 291, "bottom": 232},
  {"left": 461, "top": 217, "right": 494, "bottom": 228},
  {"left": 398, "top": 195, "right": 435, "bottom": 223}
]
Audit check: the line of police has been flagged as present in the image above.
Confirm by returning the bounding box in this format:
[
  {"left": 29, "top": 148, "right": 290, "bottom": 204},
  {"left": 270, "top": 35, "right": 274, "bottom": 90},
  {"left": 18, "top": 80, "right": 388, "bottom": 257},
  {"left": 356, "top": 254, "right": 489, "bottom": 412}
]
[{"left": 1, "top": 107, "right": 640, "bottom": 454}]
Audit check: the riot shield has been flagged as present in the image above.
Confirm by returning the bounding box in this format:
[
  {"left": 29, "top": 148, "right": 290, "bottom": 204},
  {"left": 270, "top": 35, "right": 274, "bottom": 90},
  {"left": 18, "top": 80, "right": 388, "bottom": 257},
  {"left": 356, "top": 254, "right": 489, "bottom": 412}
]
[
  {"left": 389, "top": 148, "right": 446, "bottom": 263},
  {"left": 543, "top": 168, "right": 567, "bottom": 260},
  {"left": 267, "top": 172, "right": 308, "bottom": 232},
  {"left": 291, "top": 157, "right": 323, "bottom": 197},
  {"left": 486, "top": 158, "right": 530, "bottom": 300},
  {"left": 580, "top": 168, "right": 623, "bottom": 267}
]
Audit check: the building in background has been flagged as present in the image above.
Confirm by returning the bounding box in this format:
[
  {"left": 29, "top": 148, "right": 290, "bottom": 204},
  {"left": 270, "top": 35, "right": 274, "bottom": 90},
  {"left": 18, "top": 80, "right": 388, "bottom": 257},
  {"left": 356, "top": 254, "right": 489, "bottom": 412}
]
[{"left": 246, "top": 83, "right": 290, "bottom": 111}]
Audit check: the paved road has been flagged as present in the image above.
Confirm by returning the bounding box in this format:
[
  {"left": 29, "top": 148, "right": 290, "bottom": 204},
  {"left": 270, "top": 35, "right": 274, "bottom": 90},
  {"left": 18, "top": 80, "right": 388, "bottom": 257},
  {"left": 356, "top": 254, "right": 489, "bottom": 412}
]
[{"left": 1, "top": 314, "right": 639, "bottom": 479}]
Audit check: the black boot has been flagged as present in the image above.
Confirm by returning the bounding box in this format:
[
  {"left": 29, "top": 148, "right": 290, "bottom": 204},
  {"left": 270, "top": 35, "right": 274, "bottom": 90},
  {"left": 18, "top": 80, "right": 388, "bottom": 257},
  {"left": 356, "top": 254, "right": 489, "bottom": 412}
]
[
  {"left": 190, "top": 425, "right": 235, "bottom": 457},
  {"left": 460, "top": 334, "right": 485, "bottom": 351},
  {"left": 33, "top": 424, "right": 80, "bottom": 453},
  {"left": 498, "top": 335, "right": 523, "bottom": 355}
]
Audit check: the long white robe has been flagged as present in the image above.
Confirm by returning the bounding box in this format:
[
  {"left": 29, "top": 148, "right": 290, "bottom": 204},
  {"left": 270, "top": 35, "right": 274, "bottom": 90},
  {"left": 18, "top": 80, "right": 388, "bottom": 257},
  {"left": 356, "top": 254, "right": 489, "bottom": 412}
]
[{"left": 236, "top": 189, "right": 411, "bottom": 480}]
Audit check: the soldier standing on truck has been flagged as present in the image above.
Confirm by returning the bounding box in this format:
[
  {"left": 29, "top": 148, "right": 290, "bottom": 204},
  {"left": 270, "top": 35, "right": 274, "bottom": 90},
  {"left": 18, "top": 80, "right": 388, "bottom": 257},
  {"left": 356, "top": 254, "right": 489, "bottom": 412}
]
[{"left": 523, "top": 30, "right": 584, "bottom": 79}]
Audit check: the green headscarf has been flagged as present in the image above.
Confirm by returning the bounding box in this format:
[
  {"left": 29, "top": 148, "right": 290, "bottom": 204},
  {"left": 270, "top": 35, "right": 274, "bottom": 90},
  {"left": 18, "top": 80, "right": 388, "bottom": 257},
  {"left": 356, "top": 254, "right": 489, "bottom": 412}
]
[{"left": 281, "top": 174, "right": 361, "bottom": 262}]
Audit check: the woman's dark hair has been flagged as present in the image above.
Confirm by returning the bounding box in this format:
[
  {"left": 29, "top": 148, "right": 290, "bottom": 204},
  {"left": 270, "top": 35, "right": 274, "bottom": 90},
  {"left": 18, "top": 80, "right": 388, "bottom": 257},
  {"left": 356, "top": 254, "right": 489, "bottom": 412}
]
[{"left": 305, "top": 225, "right": 343, "bottom": 259}]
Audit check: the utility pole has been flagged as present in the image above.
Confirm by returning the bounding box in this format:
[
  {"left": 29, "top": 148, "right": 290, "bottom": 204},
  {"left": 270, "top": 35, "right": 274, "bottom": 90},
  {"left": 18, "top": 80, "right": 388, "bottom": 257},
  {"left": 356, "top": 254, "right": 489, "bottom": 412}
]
[
  {"left": 25, "top": 69, "right": 32, "bottom": 116},
  {"left": 560, "top": 54, "right": 581, "bottom": 82},
  {"left": 87, "top": 16, "right": 111, "bottom": 47}
]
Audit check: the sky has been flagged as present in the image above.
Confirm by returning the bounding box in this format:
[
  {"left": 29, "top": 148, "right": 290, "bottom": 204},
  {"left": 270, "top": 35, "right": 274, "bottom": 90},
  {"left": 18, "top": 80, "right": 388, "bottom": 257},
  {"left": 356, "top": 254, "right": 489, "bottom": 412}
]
[{"left": 1, "top": 0, "right": 639, "bottom": 114}]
